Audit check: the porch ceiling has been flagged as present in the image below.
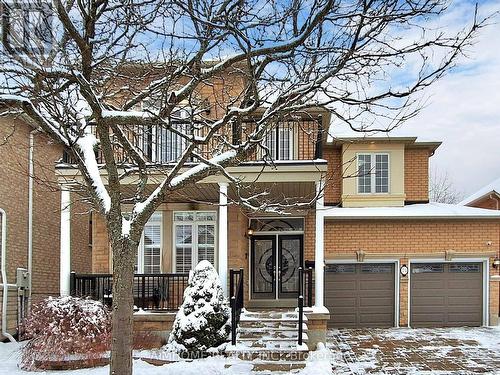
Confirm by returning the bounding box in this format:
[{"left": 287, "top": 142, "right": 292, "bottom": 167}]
[
  {"left": 118, "top": 181, "right": 316, "bottom": 204},
  {"left": 55, "top": 161, "right": 327, "bottom": 186}
]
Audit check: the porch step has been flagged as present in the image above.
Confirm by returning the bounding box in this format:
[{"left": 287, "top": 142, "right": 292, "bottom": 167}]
[
  {"left": 238, "top": 331, "right": 309, "bottom": 341},
  {"left": 226, "top": 347, "right": 309, "bottom": 361},
  {"left": 239, "top": 310, "right": 306, "bottom": 322},
  {"left": 227, "top": 309, "right": 309, "bottom": 371},
  {"left": 250, "top": 361, "right": 306, "bottom": 372},
  {"left": 239, "top": 321, "right": 308, "bottom": 331},
  {"left": 224, "top": 361, "right": 306, "bottom": 373}
]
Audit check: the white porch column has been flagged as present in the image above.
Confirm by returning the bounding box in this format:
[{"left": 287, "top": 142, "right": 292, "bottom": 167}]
[
  {"left": 314, "top": 180, "right": 325, "bottom": 308},
  {"left": 218, "top": 182, "right": 228, "bottom": 296},
  {"left": 60, "top": 187, "right": 71, "bottom": 296}
]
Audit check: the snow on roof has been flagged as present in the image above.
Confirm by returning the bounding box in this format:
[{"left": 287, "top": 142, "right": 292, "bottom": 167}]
[
  {"left": 459, "top": 176, "right": 500, "bottom": 206},
  {"left": 322, "top": 202, "right": 500, "bottom": 219},
  {"left": 327, "top": 121, "right": 440, "bottom": 145}
]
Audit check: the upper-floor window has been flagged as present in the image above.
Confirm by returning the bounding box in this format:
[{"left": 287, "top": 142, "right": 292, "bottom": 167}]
[
  {"left": 264, "top": 123, "right": 294, "bottom": 160},
  {"left": 140, "top": 99, "right": 192, "bottom": 163},
  {"left": 357, "top": 153, "right": 389, "bottom": 194},
  {"left": 173, "top": 211, "right": 217, "bottom": 273}
]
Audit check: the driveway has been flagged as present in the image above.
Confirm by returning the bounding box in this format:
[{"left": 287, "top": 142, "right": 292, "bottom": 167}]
[{"left": 327, "top": 327, "right": 500, "bottom": 374}]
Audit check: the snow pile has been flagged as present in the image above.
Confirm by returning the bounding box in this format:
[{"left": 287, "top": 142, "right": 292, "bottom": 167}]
[
  {"left": 167, "top": 261, "right": 230, "bottom": 355},
  {"left": 21, "top": 296, "right": 111, "bottom": 369},
  {"left": 76, "top": 134, "right": 111, "bottom": 213}
]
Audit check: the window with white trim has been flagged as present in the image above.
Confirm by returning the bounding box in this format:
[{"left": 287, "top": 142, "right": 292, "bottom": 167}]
[
  {"left": 174, "top": 211, "right": 216, "bottom": 272},
  {"left": 357, "top": 153, "right": 389, "bottom": 194},
  {"left": 141, "top": 100, "right": 192, "bottom": 163},
  {"left": 264, "top": 123, "right": 294, "bottom": 160},
  {"left": 135, "top": 212, "right": 162, "bottom": 273}
]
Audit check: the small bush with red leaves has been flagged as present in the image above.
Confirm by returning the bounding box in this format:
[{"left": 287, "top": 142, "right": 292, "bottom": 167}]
[{"left": 21, "top": 296, "right": 111, "bottom": 370}]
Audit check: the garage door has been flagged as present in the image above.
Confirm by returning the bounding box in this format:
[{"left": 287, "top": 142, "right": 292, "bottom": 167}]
[
  {"left": 325, "top": 263, "right": 395, "bottom": 328},
  {"left": 410, "top": 263, "right": 483, "bottom": 327}
]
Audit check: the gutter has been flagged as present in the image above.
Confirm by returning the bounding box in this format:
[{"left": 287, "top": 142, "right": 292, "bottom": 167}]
[
  {"left": 0, "top": 208, "right": 16, "bottom": 342},
  {"left": 28, "top": 129, "right": 39, "bottom": 304},
  {"left": 324, "top": 214, "right": 500, "bottom": 220}
]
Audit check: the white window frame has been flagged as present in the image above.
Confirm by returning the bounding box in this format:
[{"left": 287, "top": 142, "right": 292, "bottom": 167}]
[
  {"left": 141, "top": 100, "right": 192, "bottom": 163},
  {"left": 356, "top": 152, "right": 390, "bottom": 194},
  {"left": 264, "top": 124, "right": 294, "bottom": 161},
  {"left": 136, "top": 212, "right": 163, "bottom": 274},
  {"left": 172, "top": 211, "right": 218, "bottom": 272}
]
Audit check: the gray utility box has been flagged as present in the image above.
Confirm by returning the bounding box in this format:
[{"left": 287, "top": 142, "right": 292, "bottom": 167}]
[{"left": 16, "top": 268, "right": 29, "bottom": 289}]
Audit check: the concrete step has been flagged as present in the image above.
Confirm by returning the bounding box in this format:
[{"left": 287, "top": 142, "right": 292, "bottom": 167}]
[
  {"left": 238, "top": 330, "right": 308, "bottom": 342},
  {"left": 233, "top": 339, "right": 306, "bottom": 350},
  {"left": 240, "top": 311, "right": 307, "bottom": 321},
  {"left": 251, "top": 361, "right": 306, "bottom": 372},
  {"left": 239, "top": 321, "right": 308, "bottom": 331},
  {"left": 227, "top": 349, "right": 309, "bottom": 361}
]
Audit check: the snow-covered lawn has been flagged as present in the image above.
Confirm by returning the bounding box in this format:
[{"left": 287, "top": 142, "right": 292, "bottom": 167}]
[
  {"left": 328, "top": 326, "right": 500, "bottom": 374},
  {"left": 0, "top": 341, "right": 332, "bottom": 375},
  {"left": 3, "top": 327, "right": 499, "bottom": 374}
]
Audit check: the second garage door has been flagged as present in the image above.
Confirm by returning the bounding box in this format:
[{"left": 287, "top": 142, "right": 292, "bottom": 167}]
[
  {"left": 410, "top": 262, "right": 483, "bottom": 327},
  {"left": 325, "top": 263, "right": 395, "bottom": 328}
]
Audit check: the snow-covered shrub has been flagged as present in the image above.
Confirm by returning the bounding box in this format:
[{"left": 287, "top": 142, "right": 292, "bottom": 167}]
[
  {"left": 21, "top": 296, "right": 111, "bottom": 370},
  {"left": 168, "top": 260, "right": 230, "bottom": 355}
]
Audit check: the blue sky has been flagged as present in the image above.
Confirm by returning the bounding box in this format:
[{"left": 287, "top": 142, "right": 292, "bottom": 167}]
[{"left": 396, "top": 0, "right": 500, "bottom": 198}]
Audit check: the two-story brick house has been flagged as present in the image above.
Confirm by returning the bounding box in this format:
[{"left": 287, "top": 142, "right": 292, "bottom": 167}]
[{"left": 54, "top": 109, "right": 500, "bottom": 338}]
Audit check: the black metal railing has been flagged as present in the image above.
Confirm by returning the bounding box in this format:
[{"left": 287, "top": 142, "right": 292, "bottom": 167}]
[
  {"left": 61, "top": 118, "right": 323, "bottom": 165},
  {"left": 70, "top": 272, "right": 189, "bottom": 311},
  {"left": 297, "top": 266, "right": 314, "bottom": 346},
  {"left": 303, "top": 267, "right": 313, "bottom": 308},
  {"left": 298, "top": 267, "right": 304, "bottom": 346},
  {"left": 229, "top": 268, "right": 244, "bottom": 346}
]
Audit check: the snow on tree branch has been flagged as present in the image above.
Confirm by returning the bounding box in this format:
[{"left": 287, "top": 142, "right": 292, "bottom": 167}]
[{"left": 77, "top": 134, "right": 111, "bottom": 213}]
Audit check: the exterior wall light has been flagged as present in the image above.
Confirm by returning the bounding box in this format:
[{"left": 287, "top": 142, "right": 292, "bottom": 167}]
[
  {"left": 400, "top": 264, "right": 409, "bottom": 276},
  {"left": 246, "top": 228, "right": 254, "bottom": 237},
  {"left": 493, "top": 258, "right": 500, "bottom": 269}
]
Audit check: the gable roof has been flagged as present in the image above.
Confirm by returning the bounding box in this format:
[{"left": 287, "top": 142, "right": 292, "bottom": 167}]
[
  {"left": 323, "top": 202, "right": 500, "bottom": 219},
  {"left": 459, "top": 177, "right": 500, "bottom": 206}
]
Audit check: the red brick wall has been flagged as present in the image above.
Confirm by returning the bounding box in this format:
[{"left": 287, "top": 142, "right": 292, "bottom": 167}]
[
  {"left": 0, "top": 117, "right": 91, "bottom": 298},
  {"left": 325, "top": 219, "right": 500, "bottom": 326},
  {"left": 469, "top": 195, "right": 500, "bottom": 210},
  {"left": 323, "top": 147, "right": 342, "bottom": 205},
  {"left": 404, "top": 148, "right": 430, "bottom": 202}
]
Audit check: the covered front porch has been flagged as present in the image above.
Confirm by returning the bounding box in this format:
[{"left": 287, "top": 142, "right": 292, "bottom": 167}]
[{"left": 56, "top": 163, "right": 329, "bottom": 314}]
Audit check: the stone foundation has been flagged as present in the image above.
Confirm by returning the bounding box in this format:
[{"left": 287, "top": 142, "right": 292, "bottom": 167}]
[
  {"left": 133, "top": 311, "right": 176, "bottom": 347},
  {"left": 304, "top": 309, "right": 330, "bottom": 350}
]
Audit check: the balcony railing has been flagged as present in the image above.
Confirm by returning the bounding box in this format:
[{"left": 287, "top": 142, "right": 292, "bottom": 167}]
[
  {"left": 70, "top": 272, "right": 189, "bottom": 311},
  {"left": 62, "top": 118, "right": 323, "bottom": 165}
]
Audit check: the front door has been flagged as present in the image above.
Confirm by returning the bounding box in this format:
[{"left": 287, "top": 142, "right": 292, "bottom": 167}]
[{"left": 251, "top": 234, "right": 303, "bottom": 300}]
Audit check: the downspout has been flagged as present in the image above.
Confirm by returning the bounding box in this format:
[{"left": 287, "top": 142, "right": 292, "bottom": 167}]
[
  {"left": 491, "top": 194, "right": 500, "bottom": 277},
  {"left": 28, "top": 129, "right": 39, "bottom": 304},
  {"left": 0, "top": 208, "right": 16, "bottom": 342}
]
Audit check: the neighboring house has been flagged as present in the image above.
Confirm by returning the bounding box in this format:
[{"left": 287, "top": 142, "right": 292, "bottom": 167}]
[
  {"left": 460, "top": 177, "right": 500, "bottom": 210},
  {"left": 56, "top": 114, "right": 500, "bottom": 336},
  {"left": 0, "top": 114, "right": 91, "bottom": 340}
]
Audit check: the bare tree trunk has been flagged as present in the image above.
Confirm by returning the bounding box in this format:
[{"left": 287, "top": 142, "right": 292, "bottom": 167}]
[{"left": 110, "top": 237, "right": 136, "bottom": 375}]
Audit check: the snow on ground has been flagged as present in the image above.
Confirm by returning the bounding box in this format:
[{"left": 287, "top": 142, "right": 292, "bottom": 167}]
[
  {"left": 328, "top": 326, "right": 500, "bottom": 374},
  {"left": 3, "top": 327, "right": 499, "bottom": 374},
  {"left": 0, "top": 340, "right": 333, "bottom": 375}
]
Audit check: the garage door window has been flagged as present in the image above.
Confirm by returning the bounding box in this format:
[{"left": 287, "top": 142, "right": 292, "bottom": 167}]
[
  {"left": 412, "top": 264, "right": 444, "bottom": 273},
  {"left": 326, "top": 264, "right": 355, "bottom": 273},
  {"left": 361, "top": 264, "right": 392, "bottom": 273},
  {"left": 449, "top": 263, "right": 481, "bottom": 273}
]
